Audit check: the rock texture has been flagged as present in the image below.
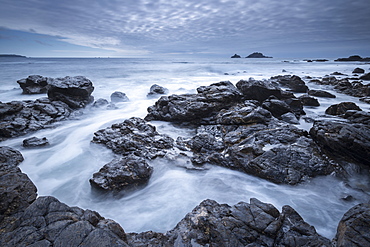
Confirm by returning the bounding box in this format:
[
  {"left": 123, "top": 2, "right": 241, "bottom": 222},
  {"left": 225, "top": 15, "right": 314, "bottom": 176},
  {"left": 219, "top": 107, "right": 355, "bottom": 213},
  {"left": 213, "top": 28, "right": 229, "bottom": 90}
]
[
  {"left": 22, "top": 136, "right": 50, "bottom": 147},
  {"left": 17, "top": 75, "right": 50, "bottom": 94},
  {"left": 325, "top": 102, "right": 362, "bottom": 116},
  {"left": 271, "top": 75, "right": 309, "bottom": 93},
  {"left": 333, "top": 202, "right": 370, "bottom": 247},
  {"left": 147, "top": 84, "right": 168, "bottom": 97},
  {"left": 308, "top": 89, "right": 336, "bottom": 98},
  {"left": 48, "top": 76, "right": 94, "bottom": 109},
  {"left": 90, "top": 155, "right": 153, "bottom": 193}
]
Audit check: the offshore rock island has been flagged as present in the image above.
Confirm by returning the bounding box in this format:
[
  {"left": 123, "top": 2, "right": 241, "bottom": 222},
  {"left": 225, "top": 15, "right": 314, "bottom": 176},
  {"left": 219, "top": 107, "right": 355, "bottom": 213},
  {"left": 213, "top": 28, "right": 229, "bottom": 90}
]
[
  {"left": 1, "top": 66, "right": 370, "bottom": 246},
  {"left": 231, "top": 52, "right": 272, "bottom": 58}
]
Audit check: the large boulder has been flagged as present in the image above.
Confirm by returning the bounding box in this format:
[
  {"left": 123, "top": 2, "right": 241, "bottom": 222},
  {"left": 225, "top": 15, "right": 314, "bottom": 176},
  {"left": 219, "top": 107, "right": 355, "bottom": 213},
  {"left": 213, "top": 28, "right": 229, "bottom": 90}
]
[
  {"left": 47, "top": 76, "right": 94, "bottom": 109},
  {"left": 236, "top": 78, "right": 282, "bottom": 102},
  {"left": 110, "top": 91, "right": 129, "bottom": 103},
  {"left": 0, "top": 98, "right": 71, "bottom": 140},
  {"left": 308, "top": 90, "right": 336, "bottom": 98},
  {"left": 333, "top": 202, "right": 370, "bottom": 247},
  {"left": 271, "top": 75, "right": 309, "bottom": 93},
  {"left": 325, "top": 102, "right": 362, "bottom": 116},
  {"left": 17, "top": 75, "right": 50, "bottom": 94},
  {"left": 90, "top": 155, "right": 153, "bottom": 194},
  {"left": 92, "top": 117, "right": 174, "bottom": 159},
  {"left": 353, "top": 68, "right": 365, "bottom": 74},
  {"left": 165, "top": 198, "right": 330, "bottom": 246},
  {"left": 298, "top": 95, "right": 320, "bottom": 106},
  {"left": 310, "top": 119, "right": 370, "bottom": 166},
  {"left": 145, "top": 81, "right": 242, "bottom": 123}
]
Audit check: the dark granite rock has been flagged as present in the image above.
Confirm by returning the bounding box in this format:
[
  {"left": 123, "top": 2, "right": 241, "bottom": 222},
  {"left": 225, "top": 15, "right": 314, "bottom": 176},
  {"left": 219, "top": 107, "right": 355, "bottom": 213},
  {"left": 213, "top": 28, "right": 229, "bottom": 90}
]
[
  {"left": 17, "top": 75, "right": 50, "bottom": 94},
  {"left": 308, "top": 90, "right": 336, "bottom": 98},
  {"left": 353, "top": 68, "right": 365, "bottom": 74},
  {"left": 90, "top": 155, "right": 153, "bottom": 194},
  {"left": 271, "top": 75, "right": 309, "bottom": 93},
  {"left": 92, "top": 117, "right": 174, "bottom": 159},
  {"left": 313, "top": 76, "right": 370, "bottom": 98},
  {"left": 310, "top": 119, "right": 370, "bottom": 166},
  {"left": 23, "top": 137, "right": 50, "bottom": 147},
  {"left": 111, "top": 91, "right": 129, "bottom": 103},
  {"left": 325, "top": 102, "right": 362, "bottom": 115},
  {"left": 236, "top": 78, "right": 282, "bottom": 102},
  {"left": 145, "top": 81, "right": 242, "bottom": 123},
  {"left": 47, "top": 76, "right": 94, "bottom": 109},
  {"left": 147, "top": 84, "right": 168, "bottom": 97},
  {"left": 231, "top": 54, "right": 241, "bottom": 58},
  {"left": 298, "top": 95, "right": 320, "bottom": 106},
  {"left": 0, "top": 98, "right": 71, "bottom": 140},
  {"left": 333, "top": 202, "right": 370, "bottom": 247},
  {"left": 360, "top": 73, "right": 370, "bottom": 80},
  {"left": 262, "top": 98, "right": 294, "bottom": 118},
  {"left": 165, "top": 198, "right": 330, "bottom": 247},
  {"left": 246, "top": 52, "right": 272, "bottom": 58}
]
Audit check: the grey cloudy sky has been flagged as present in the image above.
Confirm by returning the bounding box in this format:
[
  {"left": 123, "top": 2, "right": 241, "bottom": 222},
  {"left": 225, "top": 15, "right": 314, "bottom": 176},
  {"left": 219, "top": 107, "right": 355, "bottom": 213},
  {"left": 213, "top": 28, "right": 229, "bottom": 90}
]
[{"left": 0, "top": 0, "right": 369, "bottom": 57}]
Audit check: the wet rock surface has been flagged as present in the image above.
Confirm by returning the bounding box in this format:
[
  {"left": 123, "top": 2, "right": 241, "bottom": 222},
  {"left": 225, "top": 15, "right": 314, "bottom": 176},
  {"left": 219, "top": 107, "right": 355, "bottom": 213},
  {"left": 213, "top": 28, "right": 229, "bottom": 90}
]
[
  {"left": 147, "top": 84, "right": 168, "bottom": 97},
  {"left": 271, "top": 75, "right": 309, "bottom": 93},
  {"left": 48, "top": 76, "right": 94, "bottom": 109},
  {"left": 325, "top": 102, "right": 362, "bottom": 115},
  {"left": 22, "top": 136, "right": 50, "bottom": 147},
  {"left": 111, "top": 91, "right": 130, "bottom": 103},
  {"left": 308, "top": 89, "right": 336, "bottom": 98},
  {"left": 17, "top": 75, "right": 50, "bottom": 94}
]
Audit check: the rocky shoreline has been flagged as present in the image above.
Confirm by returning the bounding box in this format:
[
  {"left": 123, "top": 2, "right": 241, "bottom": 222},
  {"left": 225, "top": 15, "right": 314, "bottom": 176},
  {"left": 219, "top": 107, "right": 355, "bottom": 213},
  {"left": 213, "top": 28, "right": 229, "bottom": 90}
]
[{"left": 1, "top": 70, "right": 370, "bottom": 246}]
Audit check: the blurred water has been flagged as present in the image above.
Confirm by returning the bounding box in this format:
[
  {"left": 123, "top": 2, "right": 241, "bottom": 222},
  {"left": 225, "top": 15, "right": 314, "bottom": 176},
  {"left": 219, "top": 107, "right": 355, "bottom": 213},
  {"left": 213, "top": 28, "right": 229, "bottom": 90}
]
[{"left": 1, "top": 57, "right": 370, "bottom": 239}]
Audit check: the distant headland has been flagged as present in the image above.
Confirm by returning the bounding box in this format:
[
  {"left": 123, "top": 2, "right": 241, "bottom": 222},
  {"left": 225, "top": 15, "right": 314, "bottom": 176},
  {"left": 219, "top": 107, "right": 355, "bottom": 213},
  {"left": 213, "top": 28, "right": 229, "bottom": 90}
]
[
  {"left": 0, "top": 54, "right": 27, "bottom": 58},
  {"left": 231, "top": 52, "right": 272, "bottom": 58}
]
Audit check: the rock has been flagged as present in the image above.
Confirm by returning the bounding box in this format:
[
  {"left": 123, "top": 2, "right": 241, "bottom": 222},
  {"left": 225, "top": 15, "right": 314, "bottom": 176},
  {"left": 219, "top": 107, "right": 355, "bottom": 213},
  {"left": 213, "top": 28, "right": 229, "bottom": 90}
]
[
  {"left": 333, "top": 202, "right": 370, "bottom": 247},
  {"left": 236, "top": 78, "right": 282, "bottom": 102},
  {"left": 0, "top": 98, "right": 71, "bottom": 140},
  {"left": 90, "top": 155, "right": 153, "bottom": 194},
  {"left": 325, "top": 102, "right": 362, "bottom": 115},
  {"left": 310, "top": 119, "right": 370, "bottom": 166},
  {"left": 92, "top": 98, "right": 109, "bottom": 108},
  {"left": 353, "top": 68, "right": 365, "bottom": 74},
  {"left": 308, "top": 90, "right": 336, "bottom": 98},
  {"left": 92, "top": 117, "right": 174, "bottom": 159},
  {"left": 165, "top": 198, "right": 330, "bottom": 246},
  {"left": 17, "top": 75, "right": 50, "bottom": 94},
  {"left": 314, "top": 76, "right": 370, "bottom": 98},
  {"left": 270, "top": 75, "right": 308, "bottom": 93},
  {"left": 0, "top": 146, "right": 24, "bottom": 169},
  {"left": 246, "top": 52, "right": 272, "bottom": 58},
  {"left": 23, "top": 137, "right": 50, "bottom": 147},
  {"left": 47, "top": 76, "right": 94, "bottom": 109},
  {"left": 331, "top": 72, "right": 347, "bottom": 76},
  {"left": 360, "top": 73, "right": 370, "bottom": 80},
  {"left": 335, "top": 55, "right": 370, "bottom": 62},
  {"left": 145, "top": 81, "right": 242, "bottom": 123},
  {"left": 281, "top": 112, "right": 300, "bottom": 124},
  {"left": 147, "top": 84, "right": 168, "bottom": 97},
  {"left": 262, "top": 98, "right": 294, "bottom": 118},
  {"left": 110, "top": 91, "right": 129, "bottom": 103},
  {"left": 298, "top": 95, "right": 320, "bottom": 106},
  {"left": 231, "top": 54, "right": 241, "bottom": 58}
]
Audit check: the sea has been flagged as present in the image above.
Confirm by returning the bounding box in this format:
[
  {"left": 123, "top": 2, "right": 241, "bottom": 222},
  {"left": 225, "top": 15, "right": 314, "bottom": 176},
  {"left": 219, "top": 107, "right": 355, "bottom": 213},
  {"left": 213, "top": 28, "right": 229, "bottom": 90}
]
[{"left": 1, "top": 56, "right": 369, "bottom": 239}]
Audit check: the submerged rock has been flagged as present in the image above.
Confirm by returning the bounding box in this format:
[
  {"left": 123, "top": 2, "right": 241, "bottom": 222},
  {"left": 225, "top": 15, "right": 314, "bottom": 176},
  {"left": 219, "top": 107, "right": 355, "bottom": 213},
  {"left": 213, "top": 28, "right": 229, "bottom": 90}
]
[
  {"left": 48, "top": 76, "right": 94, "bottom": 109},
  {"left": 147, "top": 84, "right": 168, "bottom": 97},
  {"left": 111, "top": 91, "right": 129, "bottom": 103},
  {"left": 90, "top": 155, "right": 153, "bottom": 193},
  {"left": 22, "top": 136, "right": 50, "bottom": 147},
  {"left": 308, "top": 89, "right": 336, "bottom": 98},
  {"left": 17, "top": 75, "right": 50, "bottom": 94}
]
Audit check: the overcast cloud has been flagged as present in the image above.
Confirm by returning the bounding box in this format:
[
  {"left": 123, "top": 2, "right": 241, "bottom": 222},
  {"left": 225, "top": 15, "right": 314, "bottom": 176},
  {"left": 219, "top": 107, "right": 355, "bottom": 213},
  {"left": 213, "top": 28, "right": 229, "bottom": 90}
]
[{"left": 0, "top": 0, "right": 369, "bottom": 57}]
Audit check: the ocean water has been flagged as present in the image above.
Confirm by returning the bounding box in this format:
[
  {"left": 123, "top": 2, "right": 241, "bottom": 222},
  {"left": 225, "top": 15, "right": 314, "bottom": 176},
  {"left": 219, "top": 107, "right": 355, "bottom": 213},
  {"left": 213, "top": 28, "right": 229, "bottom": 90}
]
[{"left": 1, "top": 57, "right": 370, "bottom": 239}]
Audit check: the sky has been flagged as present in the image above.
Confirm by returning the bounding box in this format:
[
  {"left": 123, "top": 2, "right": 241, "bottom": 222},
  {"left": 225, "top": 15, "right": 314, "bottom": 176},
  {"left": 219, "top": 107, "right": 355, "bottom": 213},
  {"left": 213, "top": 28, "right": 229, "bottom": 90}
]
[{"left": 0, "top": 0, "right": 369, "bottom": 58}]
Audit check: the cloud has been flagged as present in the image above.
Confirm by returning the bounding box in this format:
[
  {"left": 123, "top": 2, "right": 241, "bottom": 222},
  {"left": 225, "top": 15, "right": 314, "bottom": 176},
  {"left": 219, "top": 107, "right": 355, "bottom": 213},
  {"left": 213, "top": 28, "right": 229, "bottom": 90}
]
[{"left": 0, "top": 0, "right": 369, "bottom": 56}]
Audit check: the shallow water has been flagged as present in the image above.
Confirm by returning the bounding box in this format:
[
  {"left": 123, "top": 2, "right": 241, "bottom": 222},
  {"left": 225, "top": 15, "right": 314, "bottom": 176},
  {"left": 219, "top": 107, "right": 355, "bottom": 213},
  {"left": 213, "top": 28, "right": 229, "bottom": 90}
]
[{"left": 1, "top": 57, "right": 370, "bottom": 239}]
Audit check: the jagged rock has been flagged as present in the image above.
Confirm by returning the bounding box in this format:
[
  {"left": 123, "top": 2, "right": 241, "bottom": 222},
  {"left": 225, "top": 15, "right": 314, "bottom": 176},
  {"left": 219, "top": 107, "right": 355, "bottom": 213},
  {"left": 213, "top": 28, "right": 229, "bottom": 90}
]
[
  {"left": 47, "top": 76, "right": 94, "bottom": 109},
  {"left": 353, "top": 68, "right": 365, "bottom": 74},
  {"left": 325, "top": 102, "right": 362, "bottom": 115},
  {"left": 271, "top": 75, "right": 308, "bottom": 93},
  {"left": 165, "top": 198, "right": 330, "bottom": 246},
  {"left": 90, "top": 155, "right": 153, "bottom": 193},
  {"left": 231, "top": 54, "right": 241, "bottom": 58},
  {"left": 145, "top": 81, "right": 242, "bottom": 123},
  {"left": 111, "top": 91, "right": 129, "bottom": 103},
  {"left": 360, "top": 73, "right": 370, "bottom": 80},
  {"left": 147, "top": 84, "right": 168, "bottom": 97},
  {"left": 23, "top": 136, "right": 50, "bottom": 147},
  {"left": 298, "top": 95, "right": 320, "bottom": 106},
  {"left": 342, "top": 110, "right": 370, "bottom": 123},
  {"left": 236, "top": 78, "right": 282, "bottom": 102},
  {"left": 262, "top": 97, "right": 294, "bottom": 118},
  {"left": 92, "top": 117, "right": 174, "bottom": 159},
  {"left": 17, "top": 75, "right": 50, "bottom": 94},
  {"left": 308, "top": 90, "right": 336, "bottom": 98},
  {"left": 313, "top": 76, "right": 370, "bottom": 98},
  {"left": 310, "top": 119, "right": 370, "bottom": 166},
  {"left": 333, "top": 202, "right": 370, "bottom": 247},
  {"left": 0, "top": 98, "right": 71, "bottom": 140}
]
